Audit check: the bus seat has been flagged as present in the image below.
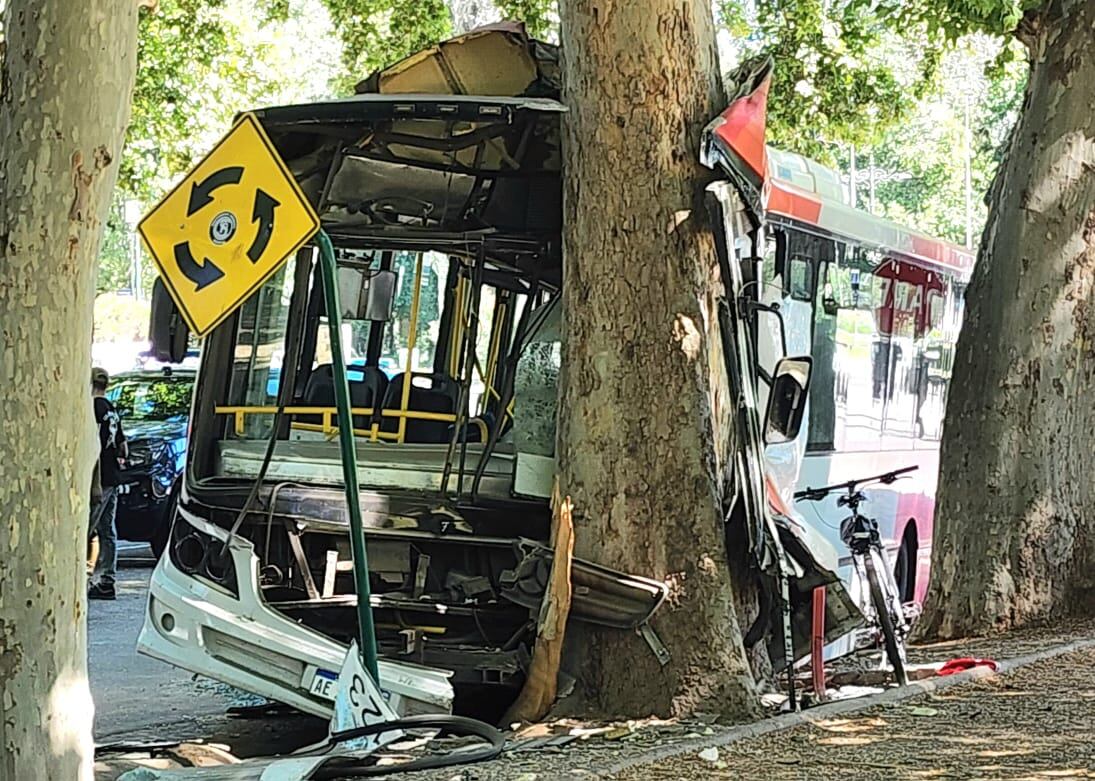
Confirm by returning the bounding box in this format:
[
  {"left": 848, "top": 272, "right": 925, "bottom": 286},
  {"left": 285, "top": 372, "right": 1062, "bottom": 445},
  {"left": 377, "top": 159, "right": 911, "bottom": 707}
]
[
  {"left": 348, "top": 365, "right": 389, "bottom": 422},
  {"left": 381, "top": 373, "right": 459, "bottom": 443},
  {"left": 300, "top": 363, "right": 388, "bottom": 430}
]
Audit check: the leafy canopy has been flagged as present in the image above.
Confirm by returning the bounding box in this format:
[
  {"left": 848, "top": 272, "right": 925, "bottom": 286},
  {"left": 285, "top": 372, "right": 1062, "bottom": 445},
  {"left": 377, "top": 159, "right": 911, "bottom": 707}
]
[
  {"left": 720, "top": 0, "right": 936, "bottom": 160},
  {"left": 318, "top": 0, "right": 452, "bottom": 91}
]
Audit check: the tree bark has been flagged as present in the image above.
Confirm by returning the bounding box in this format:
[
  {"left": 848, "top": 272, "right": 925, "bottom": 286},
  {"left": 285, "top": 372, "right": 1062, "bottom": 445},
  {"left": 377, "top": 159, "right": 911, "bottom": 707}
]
[
  {"left": 0, "top": 3, "right": 138, "bottom": 779},
  {"left": 557, "top": 0, "right": 759, "bottom": 718},
  {"left": 919, "top": 0, "right": 1095, "bottom": 639}
]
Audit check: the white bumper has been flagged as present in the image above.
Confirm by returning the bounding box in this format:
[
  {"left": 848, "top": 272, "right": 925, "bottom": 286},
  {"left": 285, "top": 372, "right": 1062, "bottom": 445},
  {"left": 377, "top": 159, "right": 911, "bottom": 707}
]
[{"left": 137, "top": 508, "right": 453, "bottom": 719}]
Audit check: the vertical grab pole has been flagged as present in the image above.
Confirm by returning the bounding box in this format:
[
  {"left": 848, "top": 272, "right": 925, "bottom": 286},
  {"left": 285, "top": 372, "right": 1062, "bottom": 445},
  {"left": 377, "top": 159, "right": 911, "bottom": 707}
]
[{"left": 315, "top": 230, "right": 380, "bottom": 682}]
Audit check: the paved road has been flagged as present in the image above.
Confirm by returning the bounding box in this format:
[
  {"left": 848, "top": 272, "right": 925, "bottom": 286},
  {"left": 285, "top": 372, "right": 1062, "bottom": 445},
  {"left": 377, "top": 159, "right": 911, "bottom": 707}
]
[
  {"left": 88, "top": 559, "right": 327, "bottom": 757},
  {"left": 88, "top": 560, "right": 237, "bottom": 741}
]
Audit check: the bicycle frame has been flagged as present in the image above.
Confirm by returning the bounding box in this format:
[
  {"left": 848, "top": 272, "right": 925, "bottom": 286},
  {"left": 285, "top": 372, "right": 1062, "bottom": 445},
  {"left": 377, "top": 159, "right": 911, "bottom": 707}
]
[{"left": 796, "top": 467, "right": 917, "bottom": 685}]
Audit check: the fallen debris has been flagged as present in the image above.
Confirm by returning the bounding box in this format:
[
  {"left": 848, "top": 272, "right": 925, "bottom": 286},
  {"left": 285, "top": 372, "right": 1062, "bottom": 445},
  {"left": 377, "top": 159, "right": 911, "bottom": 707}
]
[
  {"left": 502, "top": 484, "right": 575, "bottom": 725},
  {"left": 937, "top": 656, "right": 999, "bottom": 675}
]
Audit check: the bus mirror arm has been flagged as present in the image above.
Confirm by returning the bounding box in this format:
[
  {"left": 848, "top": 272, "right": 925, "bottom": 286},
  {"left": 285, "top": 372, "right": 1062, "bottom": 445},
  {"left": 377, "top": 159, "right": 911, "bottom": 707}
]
[
  {"left": 149, "top": 278, "right": 190, "bottom": 364},
  {"left": 742, "top": 298, "right": 788, "bottom": 358}
]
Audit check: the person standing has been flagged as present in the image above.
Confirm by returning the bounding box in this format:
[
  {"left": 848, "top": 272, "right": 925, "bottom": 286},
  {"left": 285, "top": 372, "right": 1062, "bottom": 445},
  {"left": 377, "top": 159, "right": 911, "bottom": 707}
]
[{"left": 89, "top": 367, "right": 127, "bottom": 600}]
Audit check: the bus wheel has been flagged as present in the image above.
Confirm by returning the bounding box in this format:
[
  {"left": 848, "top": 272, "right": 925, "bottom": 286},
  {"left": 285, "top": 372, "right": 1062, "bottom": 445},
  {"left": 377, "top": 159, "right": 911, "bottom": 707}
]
[{"left": 893, "top": 525, "right": 918, "bottom": 604}]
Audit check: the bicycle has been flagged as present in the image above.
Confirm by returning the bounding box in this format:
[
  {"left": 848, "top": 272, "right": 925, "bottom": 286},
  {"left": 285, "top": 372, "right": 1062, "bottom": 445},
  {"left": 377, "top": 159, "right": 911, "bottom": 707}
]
[{"left": 795, "top": 465, "right": 918, "bottom": 686}]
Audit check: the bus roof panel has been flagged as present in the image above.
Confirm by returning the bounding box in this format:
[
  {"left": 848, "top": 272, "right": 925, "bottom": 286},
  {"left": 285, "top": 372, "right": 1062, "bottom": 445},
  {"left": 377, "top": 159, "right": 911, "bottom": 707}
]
[{"left": 767, "top": 176, "right": 974, "bottom": 280}]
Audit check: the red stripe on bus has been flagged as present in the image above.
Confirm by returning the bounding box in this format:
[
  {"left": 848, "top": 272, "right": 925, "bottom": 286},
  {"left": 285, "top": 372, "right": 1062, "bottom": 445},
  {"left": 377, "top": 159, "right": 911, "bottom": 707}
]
[{"left": 768, "top": 182, "right": 822, "bottom": 223}]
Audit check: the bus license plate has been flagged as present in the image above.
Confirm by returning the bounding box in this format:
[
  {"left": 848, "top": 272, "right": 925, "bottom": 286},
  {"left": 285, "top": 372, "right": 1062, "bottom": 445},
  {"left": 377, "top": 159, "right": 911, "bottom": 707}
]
[{"left": 308, "top": 669, "right": 338, "bottom": 701}]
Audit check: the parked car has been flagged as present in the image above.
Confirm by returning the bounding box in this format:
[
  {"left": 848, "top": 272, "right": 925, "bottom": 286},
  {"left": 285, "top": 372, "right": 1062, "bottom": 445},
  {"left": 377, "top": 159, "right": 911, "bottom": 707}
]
[{"left": 105, "top": 368, "right": 194, "bottom": 556}]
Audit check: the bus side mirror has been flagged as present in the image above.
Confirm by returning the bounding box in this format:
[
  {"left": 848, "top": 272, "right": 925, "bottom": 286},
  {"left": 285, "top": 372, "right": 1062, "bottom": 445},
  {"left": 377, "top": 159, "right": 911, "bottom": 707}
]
[
  {"left": 149, "top": 278, "right": 190, "bottom": 363},
  {"left": 763, "top": 356, "right": 812, "bottom": 445}
]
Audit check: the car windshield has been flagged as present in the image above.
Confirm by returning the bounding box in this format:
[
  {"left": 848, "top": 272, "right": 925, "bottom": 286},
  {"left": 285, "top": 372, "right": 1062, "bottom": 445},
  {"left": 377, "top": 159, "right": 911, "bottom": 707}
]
[{"left": 107, "top": 376, "right": 192, "bottom": 422}]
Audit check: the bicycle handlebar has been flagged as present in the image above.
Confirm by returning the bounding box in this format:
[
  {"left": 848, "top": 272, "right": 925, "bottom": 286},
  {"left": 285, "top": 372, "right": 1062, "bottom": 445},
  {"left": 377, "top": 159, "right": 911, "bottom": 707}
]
[{"left": 794, "top": 465, "right": 918, "bottom": 502}]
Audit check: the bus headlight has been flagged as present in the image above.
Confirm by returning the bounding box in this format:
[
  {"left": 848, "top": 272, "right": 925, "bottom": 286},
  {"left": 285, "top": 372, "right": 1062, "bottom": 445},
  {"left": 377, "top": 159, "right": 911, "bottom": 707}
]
[{"left": 169, "top": 515, "right": 239, "bottom": 598}]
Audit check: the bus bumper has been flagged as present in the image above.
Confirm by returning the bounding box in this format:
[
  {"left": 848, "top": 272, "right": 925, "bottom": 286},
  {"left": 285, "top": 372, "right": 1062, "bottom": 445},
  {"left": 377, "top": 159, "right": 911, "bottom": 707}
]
[{"left": 136, "top": 509, "right": 453, "bottom": 719}]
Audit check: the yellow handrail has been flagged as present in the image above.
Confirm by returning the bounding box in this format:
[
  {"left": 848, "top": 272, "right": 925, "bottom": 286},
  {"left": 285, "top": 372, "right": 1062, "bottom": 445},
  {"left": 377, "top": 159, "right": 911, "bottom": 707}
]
[
  {"left": 481, "top": 297, "right": 506, "bottom": 415},
  {"left": 398, "top": 255, "right": 425, "bottom": 444},
  {"left": 215, "top": 405, "right": 488, "bottom": 443}
]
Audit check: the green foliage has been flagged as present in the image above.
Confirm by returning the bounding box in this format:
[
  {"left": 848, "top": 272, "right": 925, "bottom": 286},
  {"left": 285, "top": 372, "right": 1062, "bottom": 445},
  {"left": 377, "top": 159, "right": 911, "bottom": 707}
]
[
  {"left": 713, "top": 0, "right": 1031, "bottom": 246},
  {"left": 720, "top": 0, "right": 936, "bottom": 161},
  {"left": 868, "top": 37, "right": 1026, "bottom": 244},
  {"left": 493, "top": 0, "right": 556, "bottom": 38},
  {"left": 124, "top": 0, "right": 323, "bottom": 200},
  {"left": 875, "top": 0, "right": 1045, "bottom": 40},
  {"left": 124, "top": 0, "right": 233, "bottom": 200},
  {"left": 98, "top": 203, "right": 134, "bottom": 295},
  {"left": 319, "top": 0, "right": 452, "bottom": 92}
]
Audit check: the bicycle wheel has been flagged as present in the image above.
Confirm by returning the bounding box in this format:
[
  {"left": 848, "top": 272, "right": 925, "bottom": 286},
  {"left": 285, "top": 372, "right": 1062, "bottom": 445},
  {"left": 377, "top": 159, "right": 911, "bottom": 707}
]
[{"left": 864, "top": 551, "right": 909, "bottom": 686}]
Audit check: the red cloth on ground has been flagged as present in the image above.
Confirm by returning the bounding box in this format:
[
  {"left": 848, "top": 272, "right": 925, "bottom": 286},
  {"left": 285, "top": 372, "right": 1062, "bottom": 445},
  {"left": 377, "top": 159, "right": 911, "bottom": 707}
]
[{"left": 937, "top": 657, "right": 1000, "bottom": 676}]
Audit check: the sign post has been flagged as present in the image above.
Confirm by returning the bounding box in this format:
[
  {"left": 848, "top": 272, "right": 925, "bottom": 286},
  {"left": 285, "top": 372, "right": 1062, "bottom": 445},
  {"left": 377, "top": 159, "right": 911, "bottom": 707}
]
[
  {"left": 315, "top": 230, "right": 381, "bottom": 683},
  {"left": 138, "top": 113, "right": 381, "bottom": 682}
]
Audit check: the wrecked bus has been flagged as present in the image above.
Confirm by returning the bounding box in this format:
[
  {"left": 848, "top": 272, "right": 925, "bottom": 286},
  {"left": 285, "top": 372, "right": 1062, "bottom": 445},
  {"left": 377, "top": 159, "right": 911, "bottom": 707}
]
[
  {"left": 137, "top": 27, "right": 920, "bottom": 717},
  {"left": 139, "top": 28, "right": 675, "bottom": 718}
]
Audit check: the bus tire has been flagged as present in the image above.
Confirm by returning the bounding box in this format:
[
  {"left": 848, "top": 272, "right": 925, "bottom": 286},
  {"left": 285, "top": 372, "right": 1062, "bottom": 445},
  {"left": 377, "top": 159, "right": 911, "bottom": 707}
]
[{"left": 894, "top": 525, "right": 918, "bottom": 604}]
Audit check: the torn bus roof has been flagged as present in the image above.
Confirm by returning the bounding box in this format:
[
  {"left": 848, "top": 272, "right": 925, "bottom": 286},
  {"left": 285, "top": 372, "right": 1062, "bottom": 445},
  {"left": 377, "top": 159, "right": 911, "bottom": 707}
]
[{"left": 354, "top": 21, "right": 560, "bottom": 99}]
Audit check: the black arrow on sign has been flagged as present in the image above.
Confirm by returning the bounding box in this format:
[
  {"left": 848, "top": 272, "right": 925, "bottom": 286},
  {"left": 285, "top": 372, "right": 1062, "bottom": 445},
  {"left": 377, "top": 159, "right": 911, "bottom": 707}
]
[
  {"left": 173, "top": 242, "right": 225, "bottom": 291},
  {"left": 247, "top": 189, "right": 280, "bottom": 263},
  {"left": 187, "top": 166, "right": 244, "bottom": 216}
]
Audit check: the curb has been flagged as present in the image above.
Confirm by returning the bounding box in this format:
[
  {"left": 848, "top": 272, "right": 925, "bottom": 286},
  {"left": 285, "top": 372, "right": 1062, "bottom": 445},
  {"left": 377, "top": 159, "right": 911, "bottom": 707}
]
[{"left": 600, "top": 635, "right": 1095, "bottom": 775}]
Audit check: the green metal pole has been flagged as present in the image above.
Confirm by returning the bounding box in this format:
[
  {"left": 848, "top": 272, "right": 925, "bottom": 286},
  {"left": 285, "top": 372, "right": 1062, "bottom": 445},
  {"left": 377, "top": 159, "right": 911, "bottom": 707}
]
[{"left": 315, "top": 230, "right": 380, "bottom": 682}]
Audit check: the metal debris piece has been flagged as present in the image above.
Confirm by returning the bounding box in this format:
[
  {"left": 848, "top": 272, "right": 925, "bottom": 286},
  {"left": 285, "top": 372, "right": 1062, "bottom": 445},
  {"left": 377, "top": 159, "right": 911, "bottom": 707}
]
[{"left": 638, "top": 622, "right": 671, "bottom": 666}]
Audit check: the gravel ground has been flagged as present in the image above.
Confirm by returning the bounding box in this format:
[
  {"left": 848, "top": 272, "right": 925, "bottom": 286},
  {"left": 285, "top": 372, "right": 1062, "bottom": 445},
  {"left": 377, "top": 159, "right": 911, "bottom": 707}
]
[
  {"left": 616, "top": 647, "right": 1095, "bottom": 781},
  {"left": 907, "top": 617, "right": 1095, "bottom": 665},
  {"left": 392, "top": 622, "right": 1095, "bottom": 781}
]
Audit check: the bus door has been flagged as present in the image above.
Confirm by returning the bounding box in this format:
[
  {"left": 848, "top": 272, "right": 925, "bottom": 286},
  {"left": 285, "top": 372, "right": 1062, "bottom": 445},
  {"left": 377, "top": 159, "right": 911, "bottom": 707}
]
[{"left": 756, "top": 228, "right": 833, "bottom": 490}]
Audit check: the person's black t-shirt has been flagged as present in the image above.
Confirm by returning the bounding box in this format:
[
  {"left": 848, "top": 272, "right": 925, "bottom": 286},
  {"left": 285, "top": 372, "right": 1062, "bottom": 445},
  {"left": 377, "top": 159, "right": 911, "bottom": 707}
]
[{"left": 94, "top": 396, "right": 126, "bottom": 487}]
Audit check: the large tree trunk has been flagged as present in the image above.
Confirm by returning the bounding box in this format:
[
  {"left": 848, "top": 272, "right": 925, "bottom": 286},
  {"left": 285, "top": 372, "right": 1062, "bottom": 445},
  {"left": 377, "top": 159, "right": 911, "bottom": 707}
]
[
  {"left": 0, "top": 2, "right": 138, "bottom": 778},
  {"left": 557, "top": 0, "right": 759, "bottom": 718},
  {"left": 919, "top": 0, "right": 1095, "bottom": 639}
]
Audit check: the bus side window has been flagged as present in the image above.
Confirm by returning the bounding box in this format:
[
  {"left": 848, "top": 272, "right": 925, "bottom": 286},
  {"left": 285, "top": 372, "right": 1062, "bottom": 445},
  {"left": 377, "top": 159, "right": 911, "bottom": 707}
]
[
  {"left": 807, "top": 246, "right": 883, "bottom": 453},
  {"left": 512, "top": 299, "right": 561, "bottom": 458},
  {"left": 788, "top": 257, "right": 813, "bottom": 302},
  {"left": 807, "top": 260, "right": 839, "bottom": 452}
]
